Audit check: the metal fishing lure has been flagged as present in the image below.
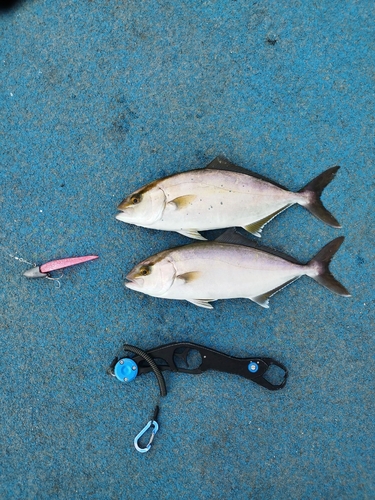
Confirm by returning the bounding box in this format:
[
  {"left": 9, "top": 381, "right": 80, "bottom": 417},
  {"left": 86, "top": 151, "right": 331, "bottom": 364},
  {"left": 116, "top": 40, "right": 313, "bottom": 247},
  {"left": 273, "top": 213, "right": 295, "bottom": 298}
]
[
  {"left": 23, "top": 255, "right": 99, "bottom": 279},
  {"left": 108, "top": 342, "right": 288, "bottom": 453}
]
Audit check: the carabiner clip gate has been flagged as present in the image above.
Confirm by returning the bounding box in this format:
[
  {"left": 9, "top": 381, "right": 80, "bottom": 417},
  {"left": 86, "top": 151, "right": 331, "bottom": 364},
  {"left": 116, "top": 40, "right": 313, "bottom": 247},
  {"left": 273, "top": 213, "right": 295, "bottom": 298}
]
[
  {"left": 134, "top": 419, "right": 159, "bottom": 453},
  {"left": 134, "top": 406, "right": 160, "bottom": 453}
]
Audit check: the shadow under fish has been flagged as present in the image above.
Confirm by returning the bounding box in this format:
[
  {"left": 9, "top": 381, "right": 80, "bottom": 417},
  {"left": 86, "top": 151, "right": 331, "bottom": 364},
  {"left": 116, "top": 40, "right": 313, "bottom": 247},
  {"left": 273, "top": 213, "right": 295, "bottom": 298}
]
[{"left": 0, "top": 0, "right": 27, "bottom": 12}]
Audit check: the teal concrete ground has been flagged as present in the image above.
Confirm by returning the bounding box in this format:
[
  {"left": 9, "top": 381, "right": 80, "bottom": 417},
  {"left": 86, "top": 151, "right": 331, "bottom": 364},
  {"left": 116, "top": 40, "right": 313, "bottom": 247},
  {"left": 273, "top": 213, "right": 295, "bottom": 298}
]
[{"left": 0, "top": 1, "right": 374, "bottom": 498}]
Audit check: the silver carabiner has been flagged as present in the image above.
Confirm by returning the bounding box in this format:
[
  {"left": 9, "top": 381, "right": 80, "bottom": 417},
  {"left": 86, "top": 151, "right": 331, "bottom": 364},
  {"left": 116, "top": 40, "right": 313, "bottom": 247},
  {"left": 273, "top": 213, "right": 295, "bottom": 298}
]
[{"left": 134, "top": 419, "right": 159, "bottom": 453}]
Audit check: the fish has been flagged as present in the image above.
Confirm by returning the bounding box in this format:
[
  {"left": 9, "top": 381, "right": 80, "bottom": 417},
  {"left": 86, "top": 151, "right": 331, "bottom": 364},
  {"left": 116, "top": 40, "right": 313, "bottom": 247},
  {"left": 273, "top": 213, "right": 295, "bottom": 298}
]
[
  {"left": 116, "top": 156, "right": 342, "bottom": 240},
  {"left": 124, "top": 229, "right": 351, "bottom": 309}
]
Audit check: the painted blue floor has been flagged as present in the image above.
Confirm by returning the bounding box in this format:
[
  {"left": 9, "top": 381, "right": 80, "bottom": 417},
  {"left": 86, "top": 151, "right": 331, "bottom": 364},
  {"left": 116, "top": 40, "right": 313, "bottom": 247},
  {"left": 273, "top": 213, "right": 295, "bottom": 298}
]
[{"left": 1, "top": 1, "right": 374, "bottom": 498}]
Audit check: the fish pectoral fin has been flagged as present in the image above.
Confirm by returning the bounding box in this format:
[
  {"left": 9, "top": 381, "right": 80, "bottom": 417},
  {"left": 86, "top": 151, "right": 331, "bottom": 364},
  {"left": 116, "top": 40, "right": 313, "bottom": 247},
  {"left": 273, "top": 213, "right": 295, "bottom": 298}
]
[
  {"left": 187, "top": 298, "right": 215, "bottom": 309},
  {"left": 243, "top": 206, "right": 292, "bottom": 237},
  {"left": 176, "top": 271, "right": 201, "bottom": 283},
  {"left": 168, "top": 195, "right": 197, "bottom": 209},
  {"left": 250, "top": 278, "right": 299, "bottom": 308},
  {"left": 177, "top": 229, "right": 207, "bottom": 240}
]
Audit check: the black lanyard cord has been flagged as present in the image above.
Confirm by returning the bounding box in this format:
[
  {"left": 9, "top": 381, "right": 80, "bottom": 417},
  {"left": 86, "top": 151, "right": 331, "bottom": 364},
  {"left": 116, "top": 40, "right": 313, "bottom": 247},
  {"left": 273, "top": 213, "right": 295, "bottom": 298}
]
[{"left": 122, "top": 344, "right": 167, "bottom": 397}]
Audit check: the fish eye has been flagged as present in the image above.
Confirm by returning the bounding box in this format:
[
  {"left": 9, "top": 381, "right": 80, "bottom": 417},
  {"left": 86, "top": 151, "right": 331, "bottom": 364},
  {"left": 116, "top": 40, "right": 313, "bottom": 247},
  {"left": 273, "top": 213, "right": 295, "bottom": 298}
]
[
  {"left": 139, "top": 265, "right": 151, "bottom": 276},
  {"left": 130, "top": 195, "right": 141, "bottom": 205}
]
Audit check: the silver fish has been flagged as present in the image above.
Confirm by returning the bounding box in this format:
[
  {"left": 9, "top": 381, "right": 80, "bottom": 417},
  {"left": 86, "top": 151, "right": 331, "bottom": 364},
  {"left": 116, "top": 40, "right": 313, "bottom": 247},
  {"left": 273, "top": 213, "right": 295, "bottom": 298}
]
[
  {"left": 125, "top": 229, "right": 351, "bottom": 309},
  {"left": 116, "top": 157, "right": 342, "bottom": 240}
]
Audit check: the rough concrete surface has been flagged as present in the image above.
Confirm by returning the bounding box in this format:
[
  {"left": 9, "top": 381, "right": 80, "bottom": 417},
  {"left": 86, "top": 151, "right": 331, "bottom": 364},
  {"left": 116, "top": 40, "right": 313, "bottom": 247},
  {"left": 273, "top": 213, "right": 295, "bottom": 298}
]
[{"left": 0, "top": 1, "right": 374, "bottom": 498}]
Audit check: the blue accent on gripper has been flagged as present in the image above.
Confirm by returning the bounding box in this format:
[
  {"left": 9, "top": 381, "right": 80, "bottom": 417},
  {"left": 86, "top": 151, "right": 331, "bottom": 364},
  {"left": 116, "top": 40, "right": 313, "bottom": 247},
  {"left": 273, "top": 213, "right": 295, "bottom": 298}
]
[
  {"left": 114, "top": 358, "right": 138, "bottom": 382},
  {"left": 248, "top": 362, "right": 259, "bottom": 373}
]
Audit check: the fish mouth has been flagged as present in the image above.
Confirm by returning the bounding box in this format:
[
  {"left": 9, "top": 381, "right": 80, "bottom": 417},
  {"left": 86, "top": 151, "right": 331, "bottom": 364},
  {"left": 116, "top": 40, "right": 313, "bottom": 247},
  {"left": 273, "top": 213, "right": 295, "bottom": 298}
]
[
  {"left": 116, "top": 211, "right": 128, "bottom": 221},
  {"left": 116, "top": 208, "right": 137, "bottom": 222},
  {"left": 125, "top": 275, "right": 144, "bottom": 290},
  {"left": 116, "top": 199, "right": 136, "bottom": 220}
]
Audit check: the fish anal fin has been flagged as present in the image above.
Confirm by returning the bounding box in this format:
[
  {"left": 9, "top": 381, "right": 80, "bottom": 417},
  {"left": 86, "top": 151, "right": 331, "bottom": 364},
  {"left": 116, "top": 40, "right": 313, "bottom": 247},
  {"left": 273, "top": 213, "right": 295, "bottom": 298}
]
[
  {"left": 250, "top": 278, "right": 299, "bottom": 308},
  {"left": 169, "top": 194, "right": 197, "bottom": 209},
  {"left": 204, "top": 156, "right": 288, "bottom": 189},
  {"left": 243, "top": 205, "right": 292, "bottom": 237},
  {"left": 187, "top": 298, "right": 215, "bottom": 309},
  {"left": 177, "top": 271, "right": 201, "bottom": 283},
  {"left": 177, "top": 229, "right": 207, "bottom": 240},
  {"left": 250, "top": 295, "right": 270, "bottom": 308}
]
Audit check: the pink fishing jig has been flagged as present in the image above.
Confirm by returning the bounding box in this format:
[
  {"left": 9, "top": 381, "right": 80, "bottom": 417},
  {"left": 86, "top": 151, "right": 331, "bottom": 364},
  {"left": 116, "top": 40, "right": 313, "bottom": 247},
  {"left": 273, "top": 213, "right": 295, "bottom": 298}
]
[{"left": 23, "top": 255, "right": 99, "bottom": 278}]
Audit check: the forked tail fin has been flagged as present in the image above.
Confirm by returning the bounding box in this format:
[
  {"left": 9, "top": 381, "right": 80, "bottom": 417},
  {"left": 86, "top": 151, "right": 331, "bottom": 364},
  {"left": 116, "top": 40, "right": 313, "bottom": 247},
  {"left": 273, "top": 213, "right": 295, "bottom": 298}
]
[
  {"left": 299, "top": 166, "right": 341, "bottom": 228},
  {"left": 308, "top": 237, "right": 351, "bottom": 296}
]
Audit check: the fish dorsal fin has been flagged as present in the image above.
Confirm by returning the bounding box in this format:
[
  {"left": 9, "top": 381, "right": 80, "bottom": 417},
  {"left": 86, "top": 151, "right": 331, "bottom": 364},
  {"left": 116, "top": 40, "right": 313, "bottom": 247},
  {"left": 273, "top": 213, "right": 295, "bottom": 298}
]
[
  {"left": 177, "top": 229, "right": 207, "bottom": 240},
  {"left": 204, "top": 156, "right": 288, "bottom": 190},
  {"left": 187, "top": 298, "right": 215, "bottom": 309},
  {"left": 204, "top": 156, "right": 258, "bottom": 176},
  {"left": 215, "top": 227, "right": 259, "bottom": 246},
  {"left": 243, "top": 205, "right": 293, "bottom": 237},
  {"left": 250, "top": 277, "right": 299, "bottom": 308},
  {"left": 215, "top": 228, "right": 301, "bottom": 264}
]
